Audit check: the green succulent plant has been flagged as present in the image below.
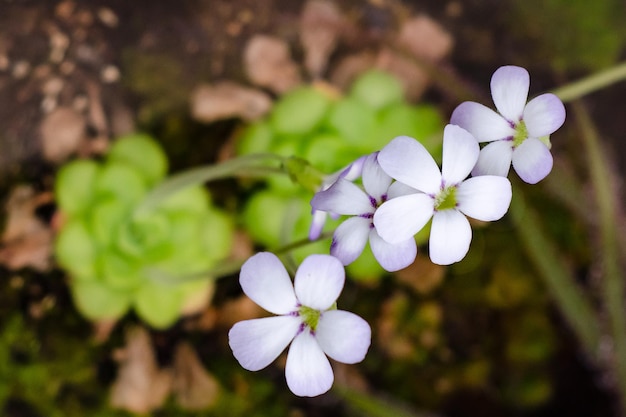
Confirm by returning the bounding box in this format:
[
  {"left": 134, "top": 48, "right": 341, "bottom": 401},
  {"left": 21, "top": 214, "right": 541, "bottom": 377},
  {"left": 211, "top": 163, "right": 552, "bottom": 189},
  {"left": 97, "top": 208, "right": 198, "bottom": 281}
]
[{"left": 54, "top": 134, "right": 234, "bottom": 328}]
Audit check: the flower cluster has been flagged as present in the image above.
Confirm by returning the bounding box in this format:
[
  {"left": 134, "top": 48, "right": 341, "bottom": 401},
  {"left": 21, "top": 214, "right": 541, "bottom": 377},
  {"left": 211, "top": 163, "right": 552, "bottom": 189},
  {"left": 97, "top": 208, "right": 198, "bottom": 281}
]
[{"left": 229, "top": 65, "right": 565, "bottom": 396}]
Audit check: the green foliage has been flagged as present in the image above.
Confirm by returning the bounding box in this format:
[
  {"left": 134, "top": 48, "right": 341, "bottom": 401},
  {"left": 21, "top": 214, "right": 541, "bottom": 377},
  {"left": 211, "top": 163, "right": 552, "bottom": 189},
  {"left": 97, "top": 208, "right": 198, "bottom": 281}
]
[
  {"left": 54, "top": 135, "right": 234, "bottom": 328},
  {"left": 237, "top": 70, "right": 444, "bottom": 279}
]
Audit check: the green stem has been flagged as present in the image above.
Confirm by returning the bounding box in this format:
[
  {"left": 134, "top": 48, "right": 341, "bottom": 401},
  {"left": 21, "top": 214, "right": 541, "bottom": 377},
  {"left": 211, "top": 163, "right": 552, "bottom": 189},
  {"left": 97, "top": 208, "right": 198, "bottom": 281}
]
[
  {"left": 571, "top": 101, "right": 626, "bottom": 404},
  {"left": 334, "top": 385, "right": 441, "bottom": 417},
  {"left": 509, "top": 189, "right": 601, "bottom": 357},
  {"left": 136, "top": 153, "right": 286, "bottom": 213},
  {"left": 552, "top": 61, "right": 626, "bottom": 102}
]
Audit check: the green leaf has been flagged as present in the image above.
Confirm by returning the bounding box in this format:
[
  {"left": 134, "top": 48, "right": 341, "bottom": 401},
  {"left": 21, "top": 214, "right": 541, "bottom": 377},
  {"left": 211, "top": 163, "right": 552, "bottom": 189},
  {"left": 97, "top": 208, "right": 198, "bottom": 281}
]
[
  {"left": 242, "top": 191, "right": 291, "bottom": 248},
  {"left": 201, "top": 207, "right": 234, "bottom": 263},
  {"left": 326, "top": 97, "right": 377, "bottom": 146},
  {"left": 303, "top": 133, "right": 359, "bottom": 174},
  {"left": 349, "top": 70, "right": 404, "bottom": 111},
  {"left": 54, "top": 160, "right": 100, "bottom": 216},
  {"left": 107, "top": 133, "right": 168, "bottom": 186},
  {"left": 98, "top": 251, "right": 142, "bottom": 291},
  {"left": 134, "top": 282, "right": 184, "bottom": 329},
  {"left": 70, "top": 280, "right": 132, "bottom": 321},
  {"left": 236, "top": 121, "right": 275, "bottom": 155},
  {"left": 271, "top": 87, "right": 331, "bottom": 135},
  {"left": 95, "top": 162, "right": 147, "bottom": 204},
  {"left": 89, "top": 198, "right": 131, "bottom": 247},
  {"left": 117, "top": 211, "right": 172, "bottom": 260},
  {"left": 154, "top": 185, "right": 210, "bottom": 214},
  {"left": 54, "top": 219, "right": 97, "bottom": 280}
]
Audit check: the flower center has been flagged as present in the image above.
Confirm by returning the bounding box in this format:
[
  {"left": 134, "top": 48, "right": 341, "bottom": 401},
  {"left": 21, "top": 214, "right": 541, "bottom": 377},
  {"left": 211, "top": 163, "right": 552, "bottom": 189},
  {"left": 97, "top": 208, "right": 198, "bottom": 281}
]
[
  {"left": 299, "top": 305, "right": 321, "bottom": 331},
  {"left": 513, "top": 120, "right": 529, "bottom": 147},
  {"left": 434, "top": 185, "right": 457, "bottom": 211}
]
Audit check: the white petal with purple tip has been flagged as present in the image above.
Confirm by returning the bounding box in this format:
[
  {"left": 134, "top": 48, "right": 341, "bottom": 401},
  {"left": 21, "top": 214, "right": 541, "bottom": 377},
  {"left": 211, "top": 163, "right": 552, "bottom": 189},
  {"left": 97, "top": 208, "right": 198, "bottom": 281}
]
[
  {"left": 512, "top": 137, "right": 554, "bottom": 184},
  {"left": 471, "top": 140, "right": 514, "bottom": 178},
  {"left": 378, "top": 136, "right": 441, "bottom": 194},
  {"left": 286, "top": 331, "right": 334, "bottom": 397},
  {"left": 369, "top": 229, "right": 417, "bottom": 272},
  {"left": 523, "top": 93, "right": 566, "bottom": 138},
  {"left": 374, "top": 193, "right": 434, "bottom": 244},
  {"left": 240, "top": 252, "right": 298, "bottom": 315},
  {"left": 429, "top": 210, "right": 472, "bottom": 265},
  {"left": 450, "top": 102, "right": 515, "bottom": 143},
  {"left": 456, "top": 176, "right": 512, "bottom": 221},
  {"left": 362, "top": 153, "right": 392, "bottom": 200},
  {"left": 316, "top": 310, "right": 372, "bottom": 364},
  {"left": 441, "top": 124, "right": 480, "bottom": 185},
  {"left": 490, "top": 65, "right": 529, "bottom": 122},
  {"left": 311, "top": 179, "right": 373, "bottom": 215},
  {"left": 330, "top": 217, "right": 371, "bottom": 266},
  {"left": 295, "top": 255, "right": 344, "bottom": 310},
  {"left": 229, "top": 316, "right": 301, "bottom": 371}
]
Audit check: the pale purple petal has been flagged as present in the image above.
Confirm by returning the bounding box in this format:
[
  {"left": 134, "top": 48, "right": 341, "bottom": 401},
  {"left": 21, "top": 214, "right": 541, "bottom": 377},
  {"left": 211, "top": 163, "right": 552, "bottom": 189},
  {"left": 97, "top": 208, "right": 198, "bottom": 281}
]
[
  {"left": 309, "top": 210, "right": 327, "bottom": 240},
  {"left": 285, "top": 331, "right": 334, "bottom": 397},
  {"left": 295, "top": 255, "right": 345, "bottom": 310},
  {"left": 429, "top": 210, "right": 472, "bottom": 265},
  {"left": 471, "top": 140, "right": 514, "bottom": 177},
  {"left": 229, "top": 316, "right": 301, "bottom": 371},
  {"left": 311, "top": 179, "right": 372, "bottom": 215},
  {"left": 316, "top": 310, "right": 371, "bottom": 364},
  {"left": 457, "top": 176, "right": 512, "bottom": 221},
  {"left": 378, "top": 136, "right": 441, "bottom": 194},
  {"left": 441, "top": 124, "right": 480, "bottom": 185},
  {"left": 512, "top": 137, "right": 553, "bottom": 184},
  {"left": 330, "top": 217, "right": 371, "bottom": 266},
  {"left": 490, "top": 66, "right": 529, "bottom": 122},
  {"left": 374, "top": 193, "right": 434, "bottom": 244},
  {"left": 369, "top": 229, "right": 417, "bottom": 272},
  {"left": 387, "top": 181, "right": 418, "bottom": 199},
  {"left": 339, "top": 155, "right": 366, "bottom": 182},
  {"left": 450, "top": 102, "right": 515, "bottom": 143},
  {"left": 523, "top": 93, "right": 566, "bottom": 138},
  {"left": 240, "top": 252, "right": 297, "bottom": 315},
  {"left": 362, "top": 153, "right": 392, "bottom": 200}
]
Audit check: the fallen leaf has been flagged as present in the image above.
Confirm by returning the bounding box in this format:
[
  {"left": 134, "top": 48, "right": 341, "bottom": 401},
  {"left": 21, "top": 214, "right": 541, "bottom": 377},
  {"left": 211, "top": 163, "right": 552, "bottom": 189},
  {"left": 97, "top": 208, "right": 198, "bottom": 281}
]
[
  {"left": 243, "top": 35, "right": 302, "bottom": 94},
  {"left": 397, "top": 15, "right": 453, "bottom": 64},
  {"left": 110, "top": 327, "right": 172, "bottom": 413},
  {"left": 0, "top": 186, "right": 53, "bottom": 271},
  {"left": 300, "top": 0, "right": 345, "bottom": 78},
  {"left": 190, "top": 81, "right": 272, "bottom": 123},
  {"left": 394, "top": 253, "right": 445, "bottom": 295},
  {"left": 39, "top": 106, "right": 86, "bottom": 162},
  {"left": 173, "top": 342, "right": 220, "bottom": 410}
]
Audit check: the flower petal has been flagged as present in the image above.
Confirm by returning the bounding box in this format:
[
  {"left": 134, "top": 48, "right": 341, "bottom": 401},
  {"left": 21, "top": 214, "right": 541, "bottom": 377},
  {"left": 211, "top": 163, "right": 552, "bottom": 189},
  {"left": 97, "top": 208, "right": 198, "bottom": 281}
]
[
  {"left": 369, "top": 229, "right": 417, "bottom": 272},
  {"left": 471, "top": 140, "right": 514, "bottom": 177},
  {"left": 308, "top": 210, "right": 327, "bottom": 240},
  {"left": 523, "top": 93, "right": 566, "bottom": 138},
  {"left": 330, "top": 217, "right": 371, "bottom": 266},
  {"left": 490, "top": 65, "right": 529, "bottom": 122},
  {"left": 512, "top": 137, "right": 554, "bottom": 184},
  {"left": 450, "top": 102, "right": 515, "bottom": 143},
  {"left": 295, "top": 254, "right": 345, "bottom": 310},
  {"left": 286, "top": 331, "right": 334, "bottom": 397},
  {"left": 311, "top": 179, "right": 372, "bottom": 215},
  {"left": 429, "top": 210, "right": 472, "bottom": 265},
  {"left": 441, "top": 124, "right": 480, "bottom": 185},
  {"left": 387, "top": 181, "right": 418, "bottom": 199},
  {"left": 229, "top": 316, "right": 301, "bottom": 371},
  {"left": 316, "top": 310, "right": 371, "bottom": 364},
  {"left": 362, "top": 152, "right": 392, "bottom": 200},
  {"left": 374, "top": 193, "right": 434, "bottom": 244},
  {"left": 457, "top": 176, "right": 512, "bottom": 221},
  {"left": 240, "top": 252, "right": 297, "bottom": 315},
  {"left": 378, "top": 136, "right": 441, "bottom": 194}
]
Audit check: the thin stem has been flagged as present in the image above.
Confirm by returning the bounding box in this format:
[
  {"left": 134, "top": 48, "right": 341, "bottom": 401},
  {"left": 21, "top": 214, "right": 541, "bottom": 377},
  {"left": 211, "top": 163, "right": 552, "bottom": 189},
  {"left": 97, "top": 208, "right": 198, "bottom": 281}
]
[
  {"left": 136, "top": 153, "right": 286, "bottom": 213},
  {"left": 334, "top": 385, "right": 442, "bottom": 417},
  {"left": 571, "top": 101, "right": 626, "bottom": 405},
  {"left": 552, "top": 61, "right": 626, "bottom": 103},
  {"left": 509, "top": 189, "right": 601, "bottom": 357}
]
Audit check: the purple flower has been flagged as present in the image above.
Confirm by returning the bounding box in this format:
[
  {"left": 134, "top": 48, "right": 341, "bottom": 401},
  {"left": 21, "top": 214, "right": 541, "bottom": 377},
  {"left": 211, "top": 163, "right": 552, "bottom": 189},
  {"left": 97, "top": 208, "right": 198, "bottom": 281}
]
[
  {"left": 450, "top": 65, "right": 566, "bottom": 184},
  {"left": 228, "top": 252, "right": 371, "bottom": 397},
  {"left": 310, "top": 153, "right": 417, "bottom": 272},
  {"left": 373, "top": 125, "right": 512, "bottom": 265}
]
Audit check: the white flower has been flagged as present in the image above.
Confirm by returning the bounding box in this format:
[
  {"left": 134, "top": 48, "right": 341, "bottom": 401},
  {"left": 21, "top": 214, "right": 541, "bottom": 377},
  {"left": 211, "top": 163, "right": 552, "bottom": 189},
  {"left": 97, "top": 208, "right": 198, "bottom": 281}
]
[
  {"left": 228, "top": 252, "right": 371, "bottom": 397},
  {"left": 310, "top": 153, "right": 417, "bottom": 272},
  {"left": 450, "top": 65, "right": 566, "bottom": 184},
  {"left": 373, "top": 125, "right": 512, "bottom": 265}
]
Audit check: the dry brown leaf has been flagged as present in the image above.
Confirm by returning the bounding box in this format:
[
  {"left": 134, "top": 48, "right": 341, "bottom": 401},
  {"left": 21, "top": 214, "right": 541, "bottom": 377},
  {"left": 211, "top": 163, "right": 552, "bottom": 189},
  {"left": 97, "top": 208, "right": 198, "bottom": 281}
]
[
  {"left": 109, "top": 327, "right": 172, "bottom": 413},
  {"left": 397, "top": 15, "right": 453, "bottom": 64},
  {"left": 190, "top": 81, "right": 272, "bottom": 123},
  {"left": 394, "top": 253, "right": 445, "bottom": 295},
  {"left": 0, "top": 186, "right": 53, "bottom": 271},
  {"left": 300, "top": 0, "right": 345, "bottom": 78},
  {"left": 216, "top": 295, "right": 265, "bottom": 328},
  {"left": 39, "top": 106, "right": 86, "bottom": 162},
  {"left": 329, "top": 52, "right": 377, "bottom": 91},
  {"left": 243, "top": 35, "right": 302, "bottom": 94},
  {"left": 173, "top": 342, "right": 220, "bottom": 410}
]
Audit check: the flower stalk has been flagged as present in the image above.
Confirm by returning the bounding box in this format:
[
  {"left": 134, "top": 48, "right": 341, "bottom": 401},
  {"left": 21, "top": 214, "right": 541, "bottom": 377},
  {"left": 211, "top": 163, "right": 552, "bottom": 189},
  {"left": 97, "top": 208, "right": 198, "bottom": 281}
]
[{"left": 552, "top": 61, "right": 626, "bottom": 103}]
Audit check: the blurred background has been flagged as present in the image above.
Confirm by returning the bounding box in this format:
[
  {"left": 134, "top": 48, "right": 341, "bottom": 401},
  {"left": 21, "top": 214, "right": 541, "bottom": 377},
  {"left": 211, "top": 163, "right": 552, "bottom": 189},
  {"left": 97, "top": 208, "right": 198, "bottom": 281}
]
[{"left": 0, "top": 0, "right": 625, "bottom": 416}]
